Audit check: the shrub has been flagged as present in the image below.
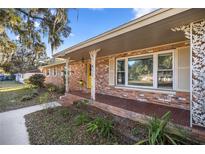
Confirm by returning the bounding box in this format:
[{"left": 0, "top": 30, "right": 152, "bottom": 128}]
[
  {"left": 60, "top": 108, "right": 70, "bottom": 117},
  {"left": 74, "top": 99, "right": 89, "bottom": 108},
  {"left": 39, "top": 92, "right": 49, "bottom": 104},
  {"left": 136, "top": 112, "right": 187, "bottom": 145},
  {"left": 74, "top": 113, "right": 90, "bottom": 126},
  {"left": 23, "top": 79, "right": 30, "bottom": 84},
  {"left": 21, "top": 95, "right": 33, "bottom": 101},
  {"left": 86, "top": 117, "right": 113, "bottom": 138},
  {"left": 45, "top": 83, "right": 58, "bottom": 92},
  {"left": 31, "top": 91, "right": 39, "bottom": 97},
  {"left": 57, "top": 86, "right": 65, "bottom": 94},
  {"left": 45, "top": 83, "right": 65, "bottom": 94},
  {"left": 132, "top": 128, "right": 140, "bottom": 136},
  {"left": 28, "top": 74, "right": 45, "bottom": 88}
]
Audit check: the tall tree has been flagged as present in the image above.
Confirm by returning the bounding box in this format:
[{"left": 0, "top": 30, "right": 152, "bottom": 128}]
[
  {"left": 1, "top": 43, "right": 50, "bottom": 74},
  {"left": 0, "top": 8, "right": 71, "bottom": 64}
]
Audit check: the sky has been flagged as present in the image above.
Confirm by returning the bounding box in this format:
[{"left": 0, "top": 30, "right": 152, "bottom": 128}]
[{"left": 8, "top": 8, "right": 157, "bottom": 57}]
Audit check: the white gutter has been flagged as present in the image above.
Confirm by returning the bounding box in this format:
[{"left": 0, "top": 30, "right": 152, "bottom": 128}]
[{"left": 54, "top": 8, "right": 191, "bottom": 57}]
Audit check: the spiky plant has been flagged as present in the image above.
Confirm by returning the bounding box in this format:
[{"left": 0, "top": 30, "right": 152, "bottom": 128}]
[{"left": 137, "top": 111, "right": 188, "bottom": 145}]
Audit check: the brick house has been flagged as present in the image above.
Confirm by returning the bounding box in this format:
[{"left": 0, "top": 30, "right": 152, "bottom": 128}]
[
  {"left": 40, "top": 58, "right": 65, "bottom": 87},
  {"left": 52, "top": 9, "right": 205, "bottom": 129}
]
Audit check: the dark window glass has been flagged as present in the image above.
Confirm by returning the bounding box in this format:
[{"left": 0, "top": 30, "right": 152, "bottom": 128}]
[
  {"left": 157, "top": 53, "right": 173, "bottom": 89},
  {"left": 128, "top": 56, "right": 153, "bottom": 86},
  {"left": 117, "top": 60, "right": 125, "bottom": 85}
]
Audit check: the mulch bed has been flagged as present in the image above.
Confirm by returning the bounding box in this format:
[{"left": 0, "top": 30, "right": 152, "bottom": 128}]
[{"left": 25, "top": 102, "right": 148, "bottom": 145}]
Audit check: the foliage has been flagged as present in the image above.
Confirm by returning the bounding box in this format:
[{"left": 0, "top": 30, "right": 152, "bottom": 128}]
[
  {"left": 39, "top": 92, "right": 49, "bottom": 104},
  {"left": 45, "top": 83, "right": 65, "bottom": 94},
  {"left": 86, "top": 117, "right": 113, "bottom": 138},
  {"left": 137, "top": 112, "right": 187, "bottom": 145},
  {"left": 74, "top": 99, "right": 89, "bottom": 108},
  {"left": 132, "top": 128, "right": 140, "bottom": 136},
  {"left": 21, "top": 95, "right": 33, "bottom": 102},
  {"left": 74, "top": 113, "right": 90, "bottom": 126},
  {"left": 28, "top": 74, "right": 45, "bottom": 88},
  {"left": 45, "top": 83, "right": 58, "bottom": 92},
  {"left": 0, "top": 9, "right": 71, "bottom": 54},
  {"left": 59, "top": 108, "right": 70, "bottom": 117},
  {"left": 1, "top": 43, "right": 50, "bottom": 74}
]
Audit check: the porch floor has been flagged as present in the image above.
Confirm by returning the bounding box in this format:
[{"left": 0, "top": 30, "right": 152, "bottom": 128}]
[{"left": 69, "top": 91, "right": 190, "bottom": 127}]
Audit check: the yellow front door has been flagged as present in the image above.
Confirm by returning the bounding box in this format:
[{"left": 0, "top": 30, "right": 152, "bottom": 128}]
[{"left": 87, "top": 64, "right": 92, "bottom": 89}]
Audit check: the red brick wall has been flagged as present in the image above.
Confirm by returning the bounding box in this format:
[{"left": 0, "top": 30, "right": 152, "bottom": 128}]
[
  {"left": 95, "top": 58, "right": 190, "bottom": 110},
  {"left": 42, "top": 64, "right": 65, "bottom": 88},
  {"left": 68, "top": 42, "right": 190, "bottom": 110},
  {"left": 69, "top": 61, "right": 89, "bottom": 92},
  {"left": 45, "top": 76, "right": 64, "bottom": 87}
]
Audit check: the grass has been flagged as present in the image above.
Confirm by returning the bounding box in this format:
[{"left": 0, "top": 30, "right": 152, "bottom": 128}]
[
  {"left": 0, "top": 81, "right": 60, "bottom": 113},
  {"left": 25, "top": 102, "right": 147, "bottom": 145},
  {"left": 0, "top": 81, "right": 26, "bottom": 92}
]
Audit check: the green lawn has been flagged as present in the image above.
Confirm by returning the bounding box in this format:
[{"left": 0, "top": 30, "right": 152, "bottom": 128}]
[
  {"left": 0, "top": 81, "right": 26, "bottom": 92},
  {"left": 0, "top": 81, "right": 60, "bottom": 113}
]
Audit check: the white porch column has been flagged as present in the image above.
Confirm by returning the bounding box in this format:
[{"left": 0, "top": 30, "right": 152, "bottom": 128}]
[
  {"left": 65, "top": 57, "right": 70, "bottom": 93},
  {"left": 89, "top": 49, "right": 100, "bottom": 100},
  {"left": 172, "top": 20, "right": 205, "bottom": 128}
]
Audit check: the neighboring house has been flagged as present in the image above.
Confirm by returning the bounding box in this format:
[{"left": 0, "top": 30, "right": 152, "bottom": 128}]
[
  {"left": 53, "top": 9, "right": 205, "bottom": 129},
  {"left": 40, "top": 58, "right": 65, "bottom": 87},
  {"left": 15, "top": 69, "right": 42, "bottom": 83}
]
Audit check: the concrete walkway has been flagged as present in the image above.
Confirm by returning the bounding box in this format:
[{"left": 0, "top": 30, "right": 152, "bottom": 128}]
[{"left": 0, "top": 102, "right": 61, "bottom": 145}]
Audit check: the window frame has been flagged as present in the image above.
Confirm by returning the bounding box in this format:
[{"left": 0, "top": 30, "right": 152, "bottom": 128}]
[
  {"left": 115, "top": 49, "right": 175, "bottom": 91},
  {"left": 116, "top": 58, "right": 126, "bottom": 85},
  {"left": 157, "top": 52, "right": 174, "bottom": 90}
]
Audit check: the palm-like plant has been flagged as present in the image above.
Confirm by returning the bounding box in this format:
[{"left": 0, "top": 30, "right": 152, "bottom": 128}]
[
  {"left": 86, "top": 117, "right": 113, "bottom": 138},
  {"left": 137, "top": 111, "right": 187, "bottom": 145}
]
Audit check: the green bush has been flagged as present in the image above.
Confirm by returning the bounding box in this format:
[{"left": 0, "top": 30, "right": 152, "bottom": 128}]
[
  {"left": 23, "top": 79, "right": 30, "bottom": 85},
  {"left": 21, "top": 95, "right": 33, "bottom": 101},
  {"left": 137, "top": 112, "right": 187, "bottom": 145},
  {"left": 86, "top": 117, "right": 113, "bottom": 138},
  {"left": 74, "top": 113, "right": 90, "bottom": 126},
  {"left": 28, "top": 74, "right": 45, "bottom": 88},
  {"left": 45, "top": 83, "right": 58, "bottom": 92},
  {"left": 74, "top": 99, "right": 89, "bottom": 108},
  {"left": 39, "top": 92, "right": 49, "bottom": 104},
  {"left": 60, "top": 108, "right": 70, "bottom": 117},
  {"left": 45, "top": 83, "right": 65, "bottom": 94}
]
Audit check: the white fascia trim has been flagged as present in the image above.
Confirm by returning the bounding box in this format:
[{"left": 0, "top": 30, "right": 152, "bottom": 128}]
[{"left": 55, "top": 8, "right": 190, "bottom": 57}]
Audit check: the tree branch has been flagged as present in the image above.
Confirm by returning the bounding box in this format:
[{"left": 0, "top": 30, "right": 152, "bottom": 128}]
[{"left": 15, "top": 8, "right": 49, "bottom": 22}]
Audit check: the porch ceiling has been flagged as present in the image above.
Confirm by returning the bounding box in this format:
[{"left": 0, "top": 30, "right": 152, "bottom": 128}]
[{"left": 57, "top": 9, "right": 205, "bottom": 61}]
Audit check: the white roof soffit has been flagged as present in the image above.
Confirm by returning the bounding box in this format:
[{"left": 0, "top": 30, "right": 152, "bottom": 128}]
[{"left": 55, "top": 8, "right": 190, "bottom": 57}]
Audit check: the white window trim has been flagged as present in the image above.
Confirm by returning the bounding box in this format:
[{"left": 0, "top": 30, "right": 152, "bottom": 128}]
[{"left": 115, "top": 49, "right": 176, "bottom": 91}]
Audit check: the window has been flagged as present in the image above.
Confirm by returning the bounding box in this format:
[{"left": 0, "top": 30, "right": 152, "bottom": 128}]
[
  {"left": 157, "top": 53, "right": 173, "bottom": 89},
  {"left": 128, "top": 56, "right": 153, "bottom": 86},
  {"left": 116, "top": 51, "right": 175, "bottom": 90},
  {"left": 48, "top": 69, "right": 51, "bottom": 76},
  {"left": 116, "top": 60, "right": 125, "bottom": 85},
  {"left": 54, "top": 68, "right": 57, "bottom": 76},
  {"left": 46, "top": 70, "right": 49, "bottom": 76}
]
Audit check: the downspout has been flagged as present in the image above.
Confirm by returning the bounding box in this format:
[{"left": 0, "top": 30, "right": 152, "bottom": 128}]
[{"left": 190, "top": 22, "right": 193, "bottom": 128}]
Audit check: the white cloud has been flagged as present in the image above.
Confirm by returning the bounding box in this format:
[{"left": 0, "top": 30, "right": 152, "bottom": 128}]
[{"left": 132, "top": 8, "right": 157, "bottom": 19}]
